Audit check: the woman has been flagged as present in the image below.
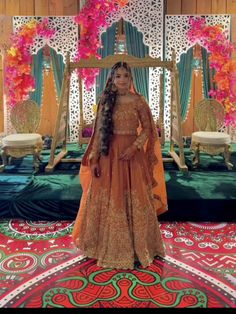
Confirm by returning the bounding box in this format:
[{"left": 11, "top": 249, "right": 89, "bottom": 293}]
[{"left": 72, "top": 62, "right": 168, "bottom": 269}]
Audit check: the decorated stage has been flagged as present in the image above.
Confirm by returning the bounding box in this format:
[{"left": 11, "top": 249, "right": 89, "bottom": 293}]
[{"left": 0, "top": 142, "right": 235, "bottom": 222}]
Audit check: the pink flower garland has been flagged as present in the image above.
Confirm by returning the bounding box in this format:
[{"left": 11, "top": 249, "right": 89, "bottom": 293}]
[
  {"left": 5, "top": 18, "right": 55, "bottom": 108},
  {"left": 74, "top": 0, "right": 129, "bottom": 89},
  {"left": 187, "top": 17, "right": 236, "bottom": 126}
]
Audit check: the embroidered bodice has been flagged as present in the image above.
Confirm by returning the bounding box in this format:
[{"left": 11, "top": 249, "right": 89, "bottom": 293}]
[
  {"left": 112, "top": 99, "right": 139, "bottom": 135},
  {"left": 89, "top": 94, "right": 153, "bottom": 162}
]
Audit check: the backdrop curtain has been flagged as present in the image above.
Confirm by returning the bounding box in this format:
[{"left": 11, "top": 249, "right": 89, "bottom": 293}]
[
  {"left": 30, "top": 48, "right": 44, "bottom": 106},
  {"left": 50, "top": 48, "right": 65, "bottom": 99},
  {"left": 125, "top": 21, "right": 149, "bottom": 101},
  {"left": 177, "top": 47, "right": 194, "bottom": 120},
  {"left": 201, "top": 46, "right": 216, "bottom": 99}
]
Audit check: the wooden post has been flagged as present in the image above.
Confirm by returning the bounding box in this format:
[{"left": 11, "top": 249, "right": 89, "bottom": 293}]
[
  {"left": 158, "top": 72, "right": 165, "bottom": 146},
  {"left": 45, "top": 52, "right": 71, "bottom": 172},
  {"left": 78, "top": 76, "right": 83, "bottom": 148},
  {"left": 169, "top": 50, "right": 188, "bottom": 172}
]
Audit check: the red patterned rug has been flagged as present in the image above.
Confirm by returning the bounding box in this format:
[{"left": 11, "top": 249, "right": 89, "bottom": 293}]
[{"left": 0, "top": 220, "right": 235, "bottom": 308}]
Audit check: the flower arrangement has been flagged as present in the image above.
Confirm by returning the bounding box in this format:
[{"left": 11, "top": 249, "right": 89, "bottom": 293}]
[
  {"left": 187, "top": 17, "right": 236, "bottom": 126},
  {"left": 74, "top": 0, "right": 129, "bottom": 89},
  {"left": 5, "top": 18, "right": 55, "bottom": 108}
]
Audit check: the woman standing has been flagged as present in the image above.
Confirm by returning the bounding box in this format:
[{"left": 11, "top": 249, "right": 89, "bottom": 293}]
[{"left": 72, "top": 62, "right": 168, "bottom": 269}]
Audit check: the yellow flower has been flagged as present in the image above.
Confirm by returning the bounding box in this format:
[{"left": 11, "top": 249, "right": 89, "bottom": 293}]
[
  {"left": 27, "top": 19, "right": 37, "bottom": 29},
  {"left": 8, "top": 47, "right": 18, "bottom": 57},
  {"left": 92, "top": 104, "right": 98, "bottom": 114}
]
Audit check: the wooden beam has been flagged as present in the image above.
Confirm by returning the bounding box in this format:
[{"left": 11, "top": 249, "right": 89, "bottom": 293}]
[
  {"left": 63, "top": 0, "right": 79, "bottom": 15},
  {"left": 35, "top": 0, "right": 49, "bottom": 16},
  {"left": 226, "top": 0, "right": 236, "bottom": 13},
  {"left": 166, "top": 0, "right": 181, "bottom": 14},
  {"left": 197, "top": 0, "right": 212, "bottom": 14},
  {"left": 70, "top": 54, "right": 173, "bottom": 71},
  {"left": 0, "top": 0, "right": 6, "bottom": 14},
  {"left": 212, "top": 0, "right": 227, "bottom": 13},
  {"left": 230, "top": 14, "right": 236, "bottom": 60},
  {"left": 19, "top": 0, "right": 35, "bottom": 15},
  {"left": 6, "top": 0, "right": 20, "bottom": 15},
  {"left": 49, "top": 0, "right": 64, "bottom": 15},
  {"left": 182, "top": 0, "right": 197, "bottom": 14}
]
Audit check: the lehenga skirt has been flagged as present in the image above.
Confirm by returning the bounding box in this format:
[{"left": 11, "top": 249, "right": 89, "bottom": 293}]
[{"left": 72, "top": 134, "right": 166, "bottom": 269}]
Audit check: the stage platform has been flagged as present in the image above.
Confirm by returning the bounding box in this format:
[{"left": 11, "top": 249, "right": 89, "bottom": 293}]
[{"left": 0, "top": 142, "right": 235, "bottom": 222}]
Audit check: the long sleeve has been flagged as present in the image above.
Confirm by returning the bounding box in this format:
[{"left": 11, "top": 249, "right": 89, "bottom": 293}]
[
  {"left": 88, "top": 103, "right": 102, "bottom": 163},
  {"left": 133, "top": 97, "right": 152, "bottom": 150}
]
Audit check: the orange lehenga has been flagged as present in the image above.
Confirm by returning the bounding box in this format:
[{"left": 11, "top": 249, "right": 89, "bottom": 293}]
[{"left": 72, "top": 94, "right": 168, "bottom": 269}]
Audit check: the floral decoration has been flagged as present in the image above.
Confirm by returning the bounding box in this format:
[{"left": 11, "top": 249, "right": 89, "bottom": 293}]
[
  {"left": 74, "top": 0, "right": 129, "bottom": 89},
  {"left": 5, "top": 18, "right": 55, "bottom": 108},
  {"left": 187, "top": 17, "right": 236, "bottom": 126}
]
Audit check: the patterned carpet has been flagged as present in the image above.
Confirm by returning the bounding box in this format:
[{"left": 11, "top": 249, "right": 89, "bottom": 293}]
[{"left": 0, "top": 220, "right": 235, "bottom": 308}]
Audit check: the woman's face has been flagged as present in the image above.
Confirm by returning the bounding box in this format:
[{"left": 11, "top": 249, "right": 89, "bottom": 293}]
[{"left": 113, "top": 67, "right": 131, "bottom": 92}]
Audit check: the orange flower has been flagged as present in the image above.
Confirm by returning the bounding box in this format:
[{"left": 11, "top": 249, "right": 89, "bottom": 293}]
[
  {"left": 116, "top": 0, "right": 129, "bottom": 7},
  {"left": 217, "top": 80, "right": 229, "bottom": 90}
]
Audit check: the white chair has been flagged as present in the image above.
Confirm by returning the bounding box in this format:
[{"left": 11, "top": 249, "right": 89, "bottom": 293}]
[
  {"left": 191, "top": 99, "right": 233, "bottom": 170},
  {"left": 0, "top": 100, "right": 43, "bottom": 171}
]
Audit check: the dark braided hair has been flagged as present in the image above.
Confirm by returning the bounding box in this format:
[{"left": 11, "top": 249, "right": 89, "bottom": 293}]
[{"left": 99, "top": 62, "right": 132, "bottom": 156}]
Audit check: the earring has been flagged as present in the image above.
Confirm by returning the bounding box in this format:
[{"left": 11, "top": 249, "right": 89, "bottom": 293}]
[{"left": 111, "top": 84, "right": 117, "bottom": 92}]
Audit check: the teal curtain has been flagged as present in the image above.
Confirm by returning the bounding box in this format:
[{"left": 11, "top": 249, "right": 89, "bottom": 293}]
[
  {"left": 125, "top": 21, "right": 149, "bottom": 101},
  {"left": 50, "top": 48, "right": 65, "bottom": 98},
  {"left": 96, "top": 22, "right": 117, "bottom": 102},
  {"left": 177, "top": 47, "right": 194, "bottom": 120},
  {"left": 201, "top": 46, "right": 215, "bottom": 99},
  {"left": 30, "top": 49, "right": 44, "bottom": 106}
]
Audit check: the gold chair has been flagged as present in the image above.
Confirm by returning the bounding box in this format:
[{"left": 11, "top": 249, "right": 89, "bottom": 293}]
[
  {"left": 0, "top": 100, "right": 43, "bottom": 171},
  {"left": 191, "top": 98, "right": 233, "bottom": 170}
]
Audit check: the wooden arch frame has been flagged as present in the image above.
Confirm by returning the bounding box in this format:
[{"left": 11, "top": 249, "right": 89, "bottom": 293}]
[{"left": 45, "top": 52, "right": 188, "bottom": 172}]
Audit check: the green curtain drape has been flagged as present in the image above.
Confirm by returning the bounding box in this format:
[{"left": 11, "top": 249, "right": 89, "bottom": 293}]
[
  {"left": 50, "top": 48, "right": 65, "bottom": 99},
  {"left": 125, "top": 21, "right": 149, "bottom": 101},
  {"left": 201, "top": 46, "right": 216, "bottom": 99},
  {"left": 30, "top": 48, "right": 44, "bottom": 106},
  {"left": 177, "top": 47, "right": 194, "bottom": 120},
  {"left": 96, "top": 22, "right": 117, "bottom": 102}
]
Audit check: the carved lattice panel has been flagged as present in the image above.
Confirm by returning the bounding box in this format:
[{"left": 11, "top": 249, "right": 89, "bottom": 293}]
[
  {"left": 164, "top": 15, "right": 231, "bottom": 139},
  {"left": 7, "top": 17, "right": 79, "bottom": 142}
]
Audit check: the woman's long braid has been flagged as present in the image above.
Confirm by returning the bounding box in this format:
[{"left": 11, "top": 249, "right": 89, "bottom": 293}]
[{"left": 99, "top": 78, "right": 117, "bottom": 155}]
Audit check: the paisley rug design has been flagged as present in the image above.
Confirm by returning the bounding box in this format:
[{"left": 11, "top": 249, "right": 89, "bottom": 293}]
[{"left": 0, "top": 220, "right": 235, "bottom": 308}]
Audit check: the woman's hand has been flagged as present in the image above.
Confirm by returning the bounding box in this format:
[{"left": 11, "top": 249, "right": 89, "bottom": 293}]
[
  {"left": 119, "top": 145, "right": 138, "bottom": 161},
  {"left": 90, "top": 161, "right": 101, "bottom": 178}
]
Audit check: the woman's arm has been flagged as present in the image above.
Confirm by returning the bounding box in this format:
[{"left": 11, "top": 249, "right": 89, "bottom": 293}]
[
  {"left": 119, "top": 96, "right": 152, "bottom": 160},
  {"left": 133, "top": 96, "right": 152, "bottom": 150}
]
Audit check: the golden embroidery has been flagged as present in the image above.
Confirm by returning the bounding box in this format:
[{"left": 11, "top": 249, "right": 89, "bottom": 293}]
[
  {"left": 113, "top": 130, "right": 137, "bottom": 135},
  {"left": 74, "top": 187, "right": 165, "bottom": 269}
]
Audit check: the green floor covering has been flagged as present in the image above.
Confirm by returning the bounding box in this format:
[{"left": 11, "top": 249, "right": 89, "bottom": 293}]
[{"left": 0, "top": 142, "right": 235, "bottom": 222}]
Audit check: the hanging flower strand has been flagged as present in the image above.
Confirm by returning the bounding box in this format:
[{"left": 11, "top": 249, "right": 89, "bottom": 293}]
[
  {"left": 5, "top": 18, "right": 55, "bottom": 108},
  {"left": 74, "top": 0, "right": 129, "bottom": 89},
  {"left": 187, "top": 17, "right": 236, "bottom": 127}
]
